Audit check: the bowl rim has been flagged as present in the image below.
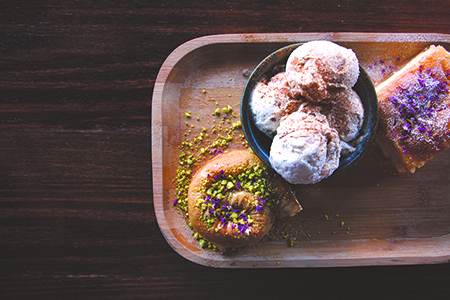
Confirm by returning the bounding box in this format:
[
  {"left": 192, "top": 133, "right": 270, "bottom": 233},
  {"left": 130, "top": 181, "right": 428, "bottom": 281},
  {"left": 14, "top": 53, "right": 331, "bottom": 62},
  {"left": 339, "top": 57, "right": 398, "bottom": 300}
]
[{"left": 240, "top": 42, "right": 379, "bottom": 181}]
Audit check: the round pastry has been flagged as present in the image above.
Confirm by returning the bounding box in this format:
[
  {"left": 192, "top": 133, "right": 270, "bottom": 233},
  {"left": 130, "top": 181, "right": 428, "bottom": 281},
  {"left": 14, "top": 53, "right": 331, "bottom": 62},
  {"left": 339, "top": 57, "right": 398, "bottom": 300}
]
[{"left": 187, "top": 149, "right": 301, "bottom": 250}]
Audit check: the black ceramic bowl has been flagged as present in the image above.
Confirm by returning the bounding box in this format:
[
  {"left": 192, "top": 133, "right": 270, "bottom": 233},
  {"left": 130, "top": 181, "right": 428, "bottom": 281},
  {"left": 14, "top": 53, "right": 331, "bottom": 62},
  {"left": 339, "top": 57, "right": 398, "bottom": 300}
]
[{"left": 241, "top": 43, "right": 379, "bottom": 179}]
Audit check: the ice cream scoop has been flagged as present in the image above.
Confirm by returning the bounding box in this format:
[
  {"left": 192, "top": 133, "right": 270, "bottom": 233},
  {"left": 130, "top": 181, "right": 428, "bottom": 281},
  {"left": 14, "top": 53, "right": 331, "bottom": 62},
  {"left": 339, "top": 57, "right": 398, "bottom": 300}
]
[
  {"left": 269, "top": 105, "right": 341, "bottom": 184},
  {"left": 250, "top": 72, "right": 302, "bottom": 137},
  {"left": 322, "top": 88, "right": 364, "bottom": 142},
  {"left": 286, "top": 40, "right": 359, "bottom": 102}
]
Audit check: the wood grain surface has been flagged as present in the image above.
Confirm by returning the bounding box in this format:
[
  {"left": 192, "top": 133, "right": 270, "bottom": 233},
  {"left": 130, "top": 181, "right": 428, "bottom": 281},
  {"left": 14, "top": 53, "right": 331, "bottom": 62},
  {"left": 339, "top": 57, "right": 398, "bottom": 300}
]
[
  {"left": 2, "top": 0, "right": 450, "bottom": 299},
  {"left": 153, "top": 33, "right": 450, "bottom": 268}
]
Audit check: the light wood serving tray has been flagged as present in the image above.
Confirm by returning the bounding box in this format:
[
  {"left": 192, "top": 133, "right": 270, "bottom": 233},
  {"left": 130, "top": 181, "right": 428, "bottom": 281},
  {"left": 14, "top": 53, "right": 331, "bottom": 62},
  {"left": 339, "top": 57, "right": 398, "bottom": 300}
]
[{"left": 152, "top": 33, "right": 450, "bottom": 268}]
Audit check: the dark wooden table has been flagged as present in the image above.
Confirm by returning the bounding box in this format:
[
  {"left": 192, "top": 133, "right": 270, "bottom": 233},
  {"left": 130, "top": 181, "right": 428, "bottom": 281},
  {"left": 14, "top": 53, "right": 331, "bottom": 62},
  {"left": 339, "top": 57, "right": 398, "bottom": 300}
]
[{"left": 2, "top": 1, "right": 450, "bottom": 299}]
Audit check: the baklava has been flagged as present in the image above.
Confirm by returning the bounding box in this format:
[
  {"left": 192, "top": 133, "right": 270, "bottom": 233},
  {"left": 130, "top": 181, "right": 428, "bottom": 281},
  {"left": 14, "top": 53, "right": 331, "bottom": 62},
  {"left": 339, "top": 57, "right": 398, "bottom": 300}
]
[{"left": 376, "top": 45, "right": 450, "bottom": 173}]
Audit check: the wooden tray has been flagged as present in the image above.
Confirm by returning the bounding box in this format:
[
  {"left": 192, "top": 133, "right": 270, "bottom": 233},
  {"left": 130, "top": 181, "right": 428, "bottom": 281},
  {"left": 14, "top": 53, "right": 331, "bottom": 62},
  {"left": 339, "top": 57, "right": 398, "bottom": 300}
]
[{"left": 152, "top": 33, "right": 450, "bottom": 268}]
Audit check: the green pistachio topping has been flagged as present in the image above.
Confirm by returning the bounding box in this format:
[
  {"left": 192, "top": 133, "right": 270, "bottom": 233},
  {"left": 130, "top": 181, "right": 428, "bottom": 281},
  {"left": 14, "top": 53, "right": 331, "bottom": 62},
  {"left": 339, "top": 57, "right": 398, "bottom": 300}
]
[{"left": 195, "top": 163, "right": 280, "bottom": 235}]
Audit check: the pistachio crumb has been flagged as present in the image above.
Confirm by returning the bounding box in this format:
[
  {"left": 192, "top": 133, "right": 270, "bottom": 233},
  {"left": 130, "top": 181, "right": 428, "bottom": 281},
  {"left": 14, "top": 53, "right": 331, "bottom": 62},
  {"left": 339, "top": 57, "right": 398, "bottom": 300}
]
[{"left": 288, "top": 238, "right": 295, "bottom": 247}]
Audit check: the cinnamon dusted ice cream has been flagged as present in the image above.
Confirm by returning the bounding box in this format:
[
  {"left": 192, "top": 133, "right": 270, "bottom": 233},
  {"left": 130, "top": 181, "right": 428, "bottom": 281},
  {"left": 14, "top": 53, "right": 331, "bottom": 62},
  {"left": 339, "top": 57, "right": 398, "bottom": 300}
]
[
  {"left": 250, "top": 72, "right": 302, "bottom": 137},
  {"left": 322, "top": 88, "right": 364, "bottom": 142},
  {"left": 250, "top": 41, "right": 364, "bottom": 184},
  {"left": 286, "top": 40, "right": 360, "bottom": 102},
  {"left": 270, "top": 105, "right": 341, "bottom": 184}
]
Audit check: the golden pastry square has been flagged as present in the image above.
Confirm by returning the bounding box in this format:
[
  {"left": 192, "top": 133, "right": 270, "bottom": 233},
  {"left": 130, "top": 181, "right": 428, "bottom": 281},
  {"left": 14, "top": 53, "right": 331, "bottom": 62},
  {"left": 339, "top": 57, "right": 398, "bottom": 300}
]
[{"left": 375, "top": 45, "right": 450, "bottom": 173}]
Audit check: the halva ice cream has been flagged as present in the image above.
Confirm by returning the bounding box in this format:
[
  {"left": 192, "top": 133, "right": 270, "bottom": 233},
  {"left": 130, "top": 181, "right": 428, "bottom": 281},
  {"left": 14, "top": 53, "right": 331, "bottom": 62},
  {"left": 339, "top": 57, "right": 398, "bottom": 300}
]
[
  {"left": 286, "top": 40, "right": 360, "bottom": 102},
  {"left": 250, "top": 40, "right": 364, "bottom": 184},
  {"left": 249, "top": 72, "right": 302, "bottom": 137},
  {"left": 270, "top": 105, "right": 341, "bottom": 184}
]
